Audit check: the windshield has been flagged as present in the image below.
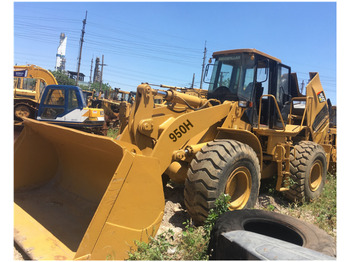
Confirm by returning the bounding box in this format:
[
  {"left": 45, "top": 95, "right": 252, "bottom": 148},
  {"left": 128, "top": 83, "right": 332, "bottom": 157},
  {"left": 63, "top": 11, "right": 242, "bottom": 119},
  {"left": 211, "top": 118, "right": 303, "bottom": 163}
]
[
  {"left": 79, "top": 89, "right": 87, "bottom": 107},
  {"left": 208, "top": 53, "right": 255, "bottom": 102}
]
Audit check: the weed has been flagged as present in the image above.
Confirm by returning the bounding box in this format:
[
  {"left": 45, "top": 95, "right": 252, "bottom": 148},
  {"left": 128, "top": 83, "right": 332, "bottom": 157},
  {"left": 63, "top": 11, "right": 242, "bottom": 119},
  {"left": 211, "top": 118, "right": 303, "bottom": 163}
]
[
  {"left": 204, "top": 194, "right": 231, "bottom": 232},
  {"left": 177, "top": 221, "right": 209, "bottom": 260},
  {"left": 302, "top": 173, "right": 336, "bottom": 236},
  {"left": 267, "top": 204, "right": 276, "bottom": 211},
  {"left": 128, "top": 229, "right": 176, "bottom": 260},
  {"left": 107, "top": 127, "right": 119, "bottom": 138}
]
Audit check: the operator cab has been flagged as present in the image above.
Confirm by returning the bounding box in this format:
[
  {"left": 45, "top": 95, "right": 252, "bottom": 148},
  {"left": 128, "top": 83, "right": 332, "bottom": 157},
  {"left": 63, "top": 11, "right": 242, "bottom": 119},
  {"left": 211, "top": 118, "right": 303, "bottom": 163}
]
[
  {"left": 38, "top": 85, "right": 86, "bottom": 120},
  {"left": 206, "top": 49, "right": 296, "bottom": 129}
]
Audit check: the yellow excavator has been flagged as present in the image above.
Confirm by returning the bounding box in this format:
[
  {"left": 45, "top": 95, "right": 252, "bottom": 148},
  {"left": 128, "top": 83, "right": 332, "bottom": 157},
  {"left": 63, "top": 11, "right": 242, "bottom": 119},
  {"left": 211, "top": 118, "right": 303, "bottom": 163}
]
[
  {"left": 14, "top": 49, "right": 336, "bottom": 260},
  {"left": 14, "top": 65, "right": 58, "bottom": 120}
]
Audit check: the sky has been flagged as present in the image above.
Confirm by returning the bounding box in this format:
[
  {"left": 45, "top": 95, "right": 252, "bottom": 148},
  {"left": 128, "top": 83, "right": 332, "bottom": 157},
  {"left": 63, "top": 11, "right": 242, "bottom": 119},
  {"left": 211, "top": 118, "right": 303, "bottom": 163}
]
[{"left": 13, "top": 1, "right": 337, "bottom": 104}]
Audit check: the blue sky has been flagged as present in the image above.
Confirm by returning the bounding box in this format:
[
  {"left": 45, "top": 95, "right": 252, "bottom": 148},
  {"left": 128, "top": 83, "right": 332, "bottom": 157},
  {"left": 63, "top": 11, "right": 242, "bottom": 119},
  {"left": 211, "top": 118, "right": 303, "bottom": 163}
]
[{"left": 13, "top": 1, "right": 337, "bottom": 104}]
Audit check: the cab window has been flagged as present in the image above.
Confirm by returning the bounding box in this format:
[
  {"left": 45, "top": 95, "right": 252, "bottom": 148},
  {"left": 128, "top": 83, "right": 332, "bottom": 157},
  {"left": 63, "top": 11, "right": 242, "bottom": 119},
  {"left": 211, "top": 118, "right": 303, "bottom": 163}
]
[
  {"left": 276, "top": 65, "right": 290, "bottom": 105},
  {"left": 68, "top": 89, "right": 79, "bottom": 110},
  {"left": 44, "top": 89, "right": 65, "bottom": 105},
  {"left": 39, "top": 80, "right": 46, "bottom": 94},
  {"left": 22, "top": 78, "right": 37, "bottom": 91}
]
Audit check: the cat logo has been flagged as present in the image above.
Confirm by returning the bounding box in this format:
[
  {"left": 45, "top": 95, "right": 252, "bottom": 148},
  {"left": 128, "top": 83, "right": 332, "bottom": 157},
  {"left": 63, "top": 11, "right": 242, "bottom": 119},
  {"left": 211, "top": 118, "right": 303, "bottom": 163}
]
[{"left": 317, "top": 91, "right": 326, "bottom": 103}]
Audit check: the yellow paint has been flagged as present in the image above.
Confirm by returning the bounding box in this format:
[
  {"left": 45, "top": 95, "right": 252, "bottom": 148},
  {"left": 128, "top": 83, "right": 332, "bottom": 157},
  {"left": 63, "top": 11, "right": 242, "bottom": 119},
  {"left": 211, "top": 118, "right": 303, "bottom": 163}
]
[{"left": 14, "top": 119, "right": 164, "bottom": 260}]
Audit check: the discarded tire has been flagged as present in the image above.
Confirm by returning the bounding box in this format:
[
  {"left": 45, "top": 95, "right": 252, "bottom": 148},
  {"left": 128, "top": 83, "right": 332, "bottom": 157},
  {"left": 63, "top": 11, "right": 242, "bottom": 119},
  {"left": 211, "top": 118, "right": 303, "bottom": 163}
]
[
  {"left": 209, "top": 209, "right": 336, "bottom": 259},
  {"left": 184, "top": 140, "right": 260, "bottom": 225}
]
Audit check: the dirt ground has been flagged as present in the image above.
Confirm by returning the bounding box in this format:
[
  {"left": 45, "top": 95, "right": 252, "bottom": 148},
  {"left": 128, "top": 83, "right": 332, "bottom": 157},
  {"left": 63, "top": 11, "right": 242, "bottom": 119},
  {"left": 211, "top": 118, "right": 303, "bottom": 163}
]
[{"left": 14, "top": 245, "right": 25, "bottom": 260}]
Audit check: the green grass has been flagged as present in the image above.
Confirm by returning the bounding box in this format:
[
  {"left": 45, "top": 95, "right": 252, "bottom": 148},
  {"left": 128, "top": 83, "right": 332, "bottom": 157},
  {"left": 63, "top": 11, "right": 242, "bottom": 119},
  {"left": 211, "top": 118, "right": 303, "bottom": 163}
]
[
  {"left": 286, "top": 173, "right": 336, "bottom": 237},
  {"left": 106, "top": 127, "right": 119, "bottom": 139}
]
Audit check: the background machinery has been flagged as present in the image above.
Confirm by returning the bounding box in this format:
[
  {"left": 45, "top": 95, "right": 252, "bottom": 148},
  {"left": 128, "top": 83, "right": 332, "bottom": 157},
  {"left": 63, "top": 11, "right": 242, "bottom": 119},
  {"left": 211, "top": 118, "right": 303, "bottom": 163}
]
[
  {"left": 13, "top": 65, "right": 106, "bottom": 134},
  {"left": 14, "top": 49, "right": 336, "bottom": 260},
  {"left": 90, "top": 88, "right": 136, "bottom": 128},
  {"left": 14, "top": 64, "right": 58, "bottom": 120},
  {"left": 36, "top": 85, "right": 105, "bottom": 134}
]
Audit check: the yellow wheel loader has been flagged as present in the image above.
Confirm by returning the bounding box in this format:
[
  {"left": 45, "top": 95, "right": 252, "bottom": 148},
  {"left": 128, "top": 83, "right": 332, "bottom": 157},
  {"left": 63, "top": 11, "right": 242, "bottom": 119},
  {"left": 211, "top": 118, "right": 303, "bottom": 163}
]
[{"left": 14, "top": 49, "right": 336, "bottom": 260}]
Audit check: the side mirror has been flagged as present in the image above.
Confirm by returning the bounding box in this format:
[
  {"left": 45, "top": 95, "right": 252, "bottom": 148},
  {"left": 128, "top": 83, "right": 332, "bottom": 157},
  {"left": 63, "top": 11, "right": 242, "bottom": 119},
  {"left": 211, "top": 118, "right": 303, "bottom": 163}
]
[
  {"left": 203, "top": 64, "right": 214, "bottom": 83},
  {"left": 256, "top": 59, "right": 269, "bottom": 83}
]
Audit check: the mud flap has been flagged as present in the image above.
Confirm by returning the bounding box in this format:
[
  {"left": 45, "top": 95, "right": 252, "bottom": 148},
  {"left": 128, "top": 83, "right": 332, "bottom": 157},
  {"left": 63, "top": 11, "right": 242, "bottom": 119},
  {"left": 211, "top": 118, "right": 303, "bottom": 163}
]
[{"left": 14, "top": 119, "right": 164, "bottom": 260}]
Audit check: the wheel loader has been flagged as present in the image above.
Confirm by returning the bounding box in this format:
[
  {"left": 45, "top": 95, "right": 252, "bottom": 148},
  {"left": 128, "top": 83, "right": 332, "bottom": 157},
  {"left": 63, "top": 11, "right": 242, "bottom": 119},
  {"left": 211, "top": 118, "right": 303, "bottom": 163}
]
[{"left": 14, "top": 48, "right": 336, "bottom": 260}]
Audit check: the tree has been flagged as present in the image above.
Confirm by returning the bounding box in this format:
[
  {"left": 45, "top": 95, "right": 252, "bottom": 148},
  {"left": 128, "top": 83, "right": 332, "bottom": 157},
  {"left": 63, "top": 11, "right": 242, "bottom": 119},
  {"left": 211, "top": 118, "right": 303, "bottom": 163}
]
[
  {"left": 50, "top": 70, "right": 76, "bottom": 86},
  {"left": 89, "top": 82, "right": 112, "bottom": 92}
]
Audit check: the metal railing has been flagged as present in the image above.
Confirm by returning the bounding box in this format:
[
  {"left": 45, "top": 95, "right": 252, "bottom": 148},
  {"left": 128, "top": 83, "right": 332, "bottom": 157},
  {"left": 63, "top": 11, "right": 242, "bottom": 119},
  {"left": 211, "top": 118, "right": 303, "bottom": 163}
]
[
  {"left": 257, "top": 94, "right": 286, "bottom": 131},
  {"left": 257, "top": 95, "right": 312, "bottom": 131}
]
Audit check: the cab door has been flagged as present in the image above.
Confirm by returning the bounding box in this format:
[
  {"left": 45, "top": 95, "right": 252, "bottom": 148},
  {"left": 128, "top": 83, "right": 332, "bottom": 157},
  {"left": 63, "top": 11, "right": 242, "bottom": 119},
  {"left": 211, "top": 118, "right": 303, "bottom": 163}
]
[
  {"left": 270, "top": 64, "right": 291, "bottom": 129},
  {"left": 38, "top": 86, "right": 66, "bottom": 120}
]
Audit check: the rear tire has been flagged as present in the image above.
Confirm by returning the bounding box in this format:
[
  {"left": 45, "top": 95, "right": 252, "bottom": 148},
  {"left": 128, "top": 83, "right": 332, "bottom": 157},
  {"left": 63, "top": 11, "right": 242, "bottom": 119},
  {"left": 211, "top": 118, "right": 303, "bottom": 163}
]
[
  {"left": 184, "top": 139, "right": 260, "bottom": 225},
  {"left": 284, "top": 141, "right": 327, "bottom": 202}
]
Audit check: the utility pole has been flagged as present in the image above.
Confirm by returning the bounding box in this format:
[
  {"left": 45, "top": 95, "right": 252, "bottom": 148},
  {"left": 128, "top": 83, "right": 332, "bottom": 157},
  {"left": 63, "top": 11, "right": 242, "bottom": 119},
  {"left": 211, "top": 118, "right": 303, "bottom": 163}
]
[
  {"left": 76, "top": 11, "right": 87, "bottom": 86},
  {"left": 99, "top": 55, "right": 107, "bottom": 92},
  {"left": 191, "top": 73, "right": 195, "bottom": 88},
  {"left": 199, "top": 41, "right": 207, "bottom": 89},
  {"left": 89, "top": 57, "right": 93, "bottom": 89}
]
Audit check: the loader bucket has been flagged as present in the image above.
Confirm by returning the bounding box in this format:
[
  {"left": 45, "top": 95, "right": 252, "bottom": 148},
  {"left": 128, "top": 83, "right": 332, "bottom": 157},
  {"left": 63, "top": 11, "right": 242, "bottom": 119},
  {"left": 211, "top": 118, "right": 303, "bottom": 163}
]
[{"left": 14, "top": 118, "right": 164, "bottom": 260}]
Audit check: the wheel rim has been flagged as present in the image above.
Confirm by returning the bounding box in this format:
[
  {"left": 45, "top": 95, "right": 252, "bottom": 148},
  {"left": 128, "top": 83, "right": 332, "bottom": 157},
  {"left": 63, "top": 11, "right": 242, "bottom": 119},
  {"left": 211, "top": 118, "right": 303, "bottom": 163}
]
[
  {"left": 309, "top": 160, "right": 323, "bottom": 192},
  {"left": 15, "top": 105, "right": 31, "bottom": 118},
  {"left": 225, "top": 166, "right": 252, "bottom": 210}
]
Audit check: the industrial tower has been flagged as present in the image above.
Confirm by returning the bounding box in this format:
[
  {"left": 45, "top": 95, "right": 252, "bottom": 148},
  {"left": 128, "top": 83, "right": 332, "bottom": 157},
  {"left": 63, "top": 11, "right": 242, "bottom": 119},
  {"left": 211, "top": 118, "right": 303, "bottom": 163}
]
[{"left": 55, "top": 33, "right": 67, "bottom": 71}]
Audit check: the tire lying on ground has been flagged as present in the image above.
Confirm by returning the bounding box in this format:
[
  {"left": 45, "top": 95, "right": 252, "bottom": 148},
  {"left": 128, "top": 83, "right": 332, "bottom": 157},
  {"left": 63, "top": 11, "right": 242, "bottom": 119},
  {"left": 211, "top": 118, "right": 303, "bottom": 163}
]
[
  {"left": 184, "top": 139, "right": 260, "bottom": 225},
  {"left": 208, "top": 209, "right": 336, "bottom": 259}
]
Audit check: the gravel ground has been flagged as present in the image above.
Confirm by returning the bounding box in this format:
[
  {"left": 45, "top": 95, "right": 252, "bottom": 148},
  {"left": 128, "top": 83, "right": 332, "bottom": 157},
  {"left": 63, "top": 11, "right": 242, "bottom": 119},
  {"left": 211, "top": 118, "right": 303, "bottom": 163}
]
[
  {"left": 14, "top": 247, "right": 24, "bottom": 260},
  {"left": 157, "top": 183, "right": 190, "bottom": 236}
]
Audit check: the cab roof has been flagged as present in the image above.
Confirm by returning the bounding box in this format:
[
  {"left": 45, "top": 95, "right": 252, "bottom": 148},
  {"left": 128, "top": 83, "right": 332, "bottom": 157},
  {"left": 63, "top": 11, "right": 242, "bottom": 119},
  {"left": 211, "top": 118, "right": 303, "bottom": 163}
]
[
  {"left": 212, "top": 48, "right": 281, "bottom": 63},
  {"left": 46, "top": 85, "right": 81, "bottom": 91}
]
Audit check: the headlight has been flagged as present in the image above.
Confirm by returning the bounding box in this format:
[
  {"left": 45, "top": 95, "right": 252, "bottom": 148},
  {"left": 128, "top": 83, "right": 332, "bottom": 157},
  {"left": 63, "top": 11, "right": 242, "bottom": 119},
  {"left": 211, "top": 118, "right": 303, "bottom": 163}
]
[{"left": 238, "top": 101, "right": 253, "bottom": 108}]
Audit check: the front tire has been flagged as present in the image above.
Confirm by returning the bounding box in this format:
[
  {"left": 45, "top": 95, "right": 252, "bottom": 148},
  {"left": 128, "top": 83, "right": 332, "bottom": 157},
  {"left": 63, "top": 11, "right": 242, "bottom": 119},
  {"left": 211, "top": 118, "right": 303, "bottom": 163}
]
[{"left": 184, "top": 139, "right": 260, "bottom": 225}]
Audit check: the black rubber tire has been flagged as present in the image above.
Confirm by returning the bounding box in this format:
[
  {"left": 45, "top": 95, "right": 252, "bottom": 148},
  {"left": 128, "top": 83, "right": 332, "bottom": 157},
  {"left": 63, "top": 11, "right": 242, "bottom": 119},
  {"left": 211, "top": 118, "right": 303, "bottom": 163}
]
[
  {"left": 14, "top": 104, "right": 34, "bottom": 120},
  {"left": 209, "top": 209, "right": 336, "bottom": 259},
  {"left": 184, "top": 139, "right": 260, "bottom": 225},
  {"left": 284, "top": 141, "right": 327, "bottom": 202}
]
